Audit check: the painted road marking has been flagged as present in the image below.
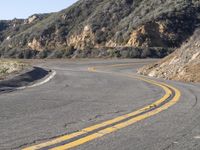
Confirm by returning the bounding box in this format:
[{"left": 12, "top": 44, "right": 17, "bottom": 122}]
[
  {"left": 17, "top": 70, "right": 56, "bottom": 90},
  {"left": 23, "top": 64, "right": 181, "bottom": 150},
  {"left": 194, "top": 136, "right": 200, "bottom": 139}
]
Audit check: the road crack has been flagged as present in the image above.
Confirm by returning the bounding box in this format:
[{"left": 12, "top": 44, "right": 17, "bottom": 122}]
[{"left": 64, "top": 110, "right": 126, "bottom": 128}]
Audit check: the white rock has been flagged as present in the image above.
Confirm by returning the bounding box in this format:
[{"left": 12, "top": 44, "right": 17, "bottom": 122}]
[
  {"left": 149, "top": 70, "right": 156, "bottom": 77},
  {"left": 6, "top": 36, "right": 10, "bottom": 40}
]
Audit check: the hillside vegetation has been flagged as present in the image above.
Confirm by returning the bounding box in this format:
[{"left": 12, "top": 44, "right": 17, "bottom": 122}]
[{"left": 0, "top": 0, "right": 199, "bottom": 58}]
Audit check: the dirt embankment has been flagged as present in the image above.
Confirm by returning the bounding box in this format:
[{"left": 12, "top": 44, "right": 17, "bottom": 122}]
[{"left": 139, "top": 28, "right": 200, "bottom": 82}]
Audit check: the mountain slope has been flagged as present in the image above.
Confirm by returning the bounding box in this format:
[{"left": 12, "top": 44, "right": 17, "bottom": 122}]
[
  {"left": 0, "top": 0, "right": 199, "bottom": 58},
  {"left": 139, "top": 27, "right": 200, "bottom": 82}
]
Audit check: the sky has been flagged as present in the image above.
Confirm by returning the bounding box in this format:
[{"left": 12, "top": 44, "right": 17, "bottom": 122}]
[{"left": 0, "top": 0, "right": 78, "bottom": 20}]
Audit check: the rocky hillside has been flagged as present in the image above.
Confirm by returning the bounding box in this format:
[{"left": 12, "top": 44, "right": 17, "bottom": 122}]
[
  {"left": 139, "top": 28, "right": 200, "bottom": 82},
  {"left": 0, "top": 0, "right": 199, "bottom": 58}
]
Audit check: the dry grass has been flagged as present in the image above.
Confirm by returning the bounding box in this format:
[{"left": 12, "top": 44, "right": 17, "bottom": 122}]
[{"left": 0, "top": 59, "right": 26, "bottom": 79}]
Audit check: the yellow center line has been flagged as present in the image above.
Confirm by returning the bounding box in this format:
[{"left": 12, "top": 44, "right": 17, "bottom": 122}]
[{"left": 23, "top": 64, "right": 181, "bottom": 150}]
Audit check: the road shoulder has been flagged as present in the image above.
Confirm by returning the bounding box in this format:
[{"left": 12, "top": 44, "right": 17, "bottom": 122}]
[{"left": 0, "top": 66, "right": 52, "bottom": 93}]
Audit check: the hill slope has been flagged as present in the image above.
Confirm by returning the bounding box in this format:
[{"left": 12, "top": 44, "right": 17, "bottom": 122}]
[
  {"left": 139, "top": 27, "right": 200, "bottom": 82},
  {"left": 0, "top": 0, "right": 199, "bottom": 58}
]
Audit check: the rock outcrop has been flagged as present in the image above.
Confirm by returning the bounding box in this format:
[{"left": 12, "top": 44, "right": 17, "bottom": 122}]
[
  {"left": 67, "top": 25, "right": 95, "bottom": 49},
  {"left": 28, "top": 38, "right": 44, "bottom": 51},
  {"left": 126, "top": 22, "right": 167, "bottom": 47}
]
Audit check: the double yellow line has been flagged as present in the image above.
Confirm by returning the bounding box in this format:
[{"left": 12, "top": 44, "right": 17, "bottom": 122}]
[{"left": 23, "top": 64, "right": 181, "bottom": 150}]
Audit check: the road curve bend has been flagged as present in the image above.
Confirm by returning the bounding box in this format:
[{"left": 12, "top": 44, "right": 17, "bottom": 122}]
[{"left": 0, "top": 59, "right": 200, "bottom": 150}]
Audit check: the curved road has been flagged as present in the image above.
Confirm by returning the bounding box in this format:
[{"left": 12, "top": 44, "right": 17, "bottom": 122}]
[{"left": 0, "top": 59, "right": 200, "bottom": 150}]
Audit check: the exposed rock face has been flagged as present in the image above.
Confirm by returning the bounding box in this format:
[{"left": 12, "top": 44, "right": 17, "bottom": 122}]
[
  {"left": 105, "top": 40, "right": 119, "bottom": 47},
  {"left": 28, "top": 38, "right": 43, "bottom": 51},
  {"left": 67, "top": 25, "right": 95, "bottom": 49},
  {"left": 139, "top": 28, "right": 200, "bottom": 82},
  {"left": 126, "top": 22, "right": 167, "bottom": 47},
  {"left": 25, "top": 15, "right": 38, "bottom": 24}
]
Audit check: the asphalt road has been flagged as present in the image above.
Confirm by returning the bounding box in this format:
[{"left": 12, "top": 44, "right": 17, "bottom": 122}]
[{"left": 0, "top": 59, "right": 200, "bottom": 150}]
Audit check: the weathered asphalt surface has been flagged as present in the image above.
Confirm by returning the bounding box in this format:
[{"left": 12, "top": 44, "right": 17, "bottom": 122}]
[{"left": 0, "top": 59, "right": 200, "bottom": 150}]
